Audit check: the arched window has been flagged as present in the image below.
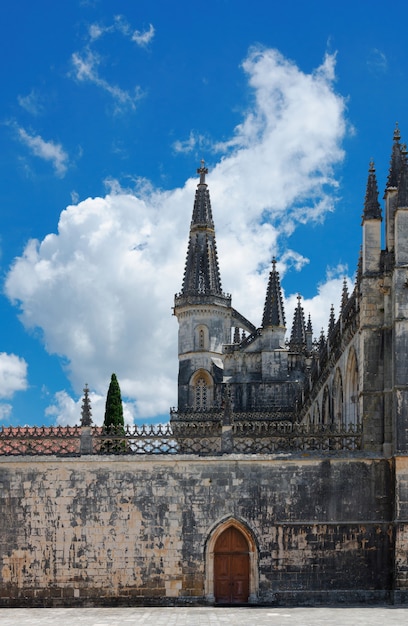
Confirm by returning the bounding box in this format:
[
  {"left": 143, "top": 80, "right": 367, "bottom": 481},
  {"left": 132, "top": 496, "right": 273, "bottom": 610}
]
[
  {"left": 195, "top": 376, "right": 208, "bottom": 409},
  {"left": 332, "top": 368, "right": 344, "bottom": 426},
  {"left": 322, "top": 386, "right": 331, "bottom": 424},
  {"left": 190, "top": 370, "right": 214, "bottom": 410},
  {"left": 344, "top": 347, "right": 359, "bottom": 426},
  {"left": 311, "top": 403, "right": 321, "bottom": 425}
]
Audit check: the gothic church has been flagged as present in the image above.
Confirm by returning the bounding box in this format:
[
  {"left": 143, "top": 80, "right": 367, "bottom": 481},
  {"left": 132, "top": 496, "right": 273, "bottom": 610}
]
[{"left": 0, "top": 127, "right": 408, "bottom": 606}]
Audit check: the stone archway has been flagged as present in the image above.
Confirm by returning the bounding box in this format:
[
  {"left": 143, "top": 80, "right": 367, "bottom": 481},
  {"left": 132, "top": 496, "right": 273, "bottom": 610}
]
[{"left": 205, "top": 518, "right": 258, "bottom": 604}]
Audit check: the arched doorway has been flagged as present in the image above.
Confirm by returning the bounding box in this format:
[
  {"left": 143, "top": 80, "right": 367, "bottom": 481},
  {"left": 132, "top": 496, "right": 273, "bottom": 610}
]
[{"left": 214, "top": 526, "right": 249, "bottom": 604}]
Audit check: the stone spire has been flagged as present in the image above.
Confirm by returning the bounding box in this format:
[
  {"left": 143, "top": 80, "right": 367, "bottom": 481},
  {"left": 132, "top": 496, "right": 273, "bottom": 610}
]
[
  {"left": 306, "top": 314, "right": 313, "bottom": 335},
  {"left": 328, "top": 304, "right": 336, "bottom": 336},
  {"left": 362, "top": 161, "right": 382, "bottom": 222},
  {"left": 341, "top": 277, "right": 349, "bottom": 312},
  {"left": 262, "top": 259, "right": 286, "bottom": 328},
  {"left": 386, "top": 123, "right": 403, "bottom": 190},
  {"left": 318, "top": 328, "right": 326, "bottom": 353},
  {"left": 289, "top": 295, "right": 306, "bottom": 352},
  {"left": 80, "top": 384, "right": 92, "bottom": 427},
  {"left": 180, "top": 161, "right": 224, "bottom": 297},
  {"left": 305, "top": 313, "right": 313, "bottom": 352}
]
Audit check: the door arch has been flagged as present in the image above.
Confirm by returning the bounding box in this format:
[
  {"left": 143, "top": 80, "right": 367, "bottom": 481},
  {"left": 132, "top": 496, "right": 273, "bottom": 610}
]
[
  {"left": 205, "top": 518, "right": 258, "bottom": 604},
  {"left": 214, "top": 526, "right": 249, "bottom": 603}
]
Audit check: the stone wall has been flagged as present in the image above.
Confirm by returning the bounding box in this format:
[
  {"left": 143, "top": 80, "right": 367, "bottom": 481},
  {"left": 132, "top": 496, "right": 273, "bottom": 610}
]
[{"left": 0, "top": 454, "right": 396, "bottom": 606}]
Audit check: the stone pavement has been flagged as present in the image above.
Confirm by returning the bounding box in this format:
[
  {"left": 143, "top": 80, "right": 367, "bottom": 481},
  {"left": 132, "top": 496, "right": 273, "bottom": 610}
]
[{"left": 0, "top": 606, "right": 407, "bottom": 625}]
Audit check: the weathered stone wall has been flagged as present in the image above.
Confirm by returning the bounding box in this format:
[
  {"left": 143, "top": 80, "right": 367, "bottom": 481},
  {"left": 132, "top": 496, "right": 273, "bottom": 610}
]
[{"left": 0, "top": 454, "right": 395, "bottom": 606}]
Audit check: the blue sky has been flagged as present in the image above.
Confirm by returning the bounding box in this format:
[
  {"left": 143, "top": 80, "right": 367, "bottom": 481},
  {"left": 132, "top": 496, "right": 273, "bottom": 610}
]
[{"left": 0, "top": 0, "right": 407, "bottom": 426}]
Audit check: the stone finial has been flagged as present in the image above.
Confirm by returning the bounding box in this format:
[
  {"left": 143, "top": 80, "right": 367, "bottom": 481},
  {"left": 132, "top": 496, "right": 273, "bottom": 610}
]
[
  {"left": 80, "top": 384, "right": 93, "bottom": 427},
  {"left": 197, "top": 159, "right": 208, "bottom": 185}
]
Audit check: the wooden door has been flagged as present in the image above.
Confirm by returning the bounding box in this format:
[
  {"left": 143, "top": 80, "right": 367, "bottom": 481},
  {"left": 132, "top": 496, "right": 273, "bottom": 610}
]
[{"left": 214, "top": 526, "right": 249, "bottom": 604}]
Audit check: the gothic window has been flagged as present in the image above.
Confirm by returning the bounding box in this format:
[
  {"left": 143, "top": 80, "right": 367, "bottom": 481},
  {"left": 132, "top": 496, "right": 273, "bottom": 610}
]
[
  {"left": 344, "top": 348, "right": 359, "bottom": 426},
  {"left": 199, "top": 329, "right": 205, "bottom": 349},
  {"left": 191, "top": 370, "right": 214, "bottom": 410},
  {"left": 195, "top": 377, "right": 208, "bottom": 409},
  {"left": 322, "top": 386, "right": 331, "bottom": 424},
  {"left": 332, "top": 368, "right": 344, "bottom": 426}
]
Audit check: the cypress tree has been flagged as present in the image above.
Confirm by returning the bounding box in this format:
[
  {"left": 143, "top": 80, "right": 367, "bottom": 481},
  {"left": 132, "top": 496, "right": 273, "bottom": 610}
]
[{"left": 103, "top": 373, "right": 124, "bottom": 432}]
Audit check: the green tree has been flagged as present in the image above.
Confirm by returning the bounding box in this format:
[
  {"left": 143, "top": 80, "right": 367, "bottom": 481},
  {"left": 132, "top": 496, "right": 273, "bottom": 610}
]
[{"left": 103, "top": 373, "right": 124, "bottom": 433}]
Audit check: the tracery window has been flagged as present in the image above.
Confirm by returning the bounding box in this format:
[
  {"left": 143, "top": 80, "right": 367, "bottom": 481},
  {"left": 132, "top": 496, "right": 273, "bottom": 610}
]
[
  {"left": 195, "top": 377, "right": 208, "bottom": 409},
  {"left": 345, "top": 348, "right": 359, "bottom": 426}
]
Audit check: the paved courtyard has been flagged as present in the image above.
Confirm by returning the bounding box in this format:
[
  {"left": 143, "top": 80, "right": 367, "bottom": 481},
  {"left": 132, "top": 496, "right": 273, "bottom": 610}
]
[{"left": 0, "top": 606, "right": 407, "bottom": 625}]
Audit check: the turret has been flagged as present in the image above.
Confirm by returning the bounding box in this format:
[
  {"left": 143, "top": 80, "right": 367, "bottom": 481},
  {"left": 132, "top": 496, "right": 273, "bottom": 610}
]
[{"left": 174, "top": 163, "right": 232, "bottom": 410}]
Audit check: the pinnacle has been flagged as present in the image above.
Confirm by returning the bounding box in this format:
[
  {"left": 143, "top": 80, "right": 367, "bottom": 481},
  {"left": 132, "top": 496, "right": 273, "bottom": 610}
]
[
  {"left": 387, "top": 124, "right": 403, "bottom": 190},
  {"left": 262, "top": 259, "right": 286, "bottom": 328},
  {"left": 362, "top": 161, "right": 381, "bottom": 222},
  {"left": 289, "top": 295, "right": 306, "bottom": 352}
]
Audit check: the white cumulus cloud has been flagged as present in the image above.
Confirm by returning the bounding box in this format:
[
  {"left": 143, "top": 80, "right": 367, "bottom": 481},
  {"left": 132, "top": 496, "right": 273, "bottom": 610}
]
[
  {"left": 0, "top": 353, "right": 28, "bottom": 399},
  {"left": 6, "top": 48, "right": 350, "bottom": 425}
]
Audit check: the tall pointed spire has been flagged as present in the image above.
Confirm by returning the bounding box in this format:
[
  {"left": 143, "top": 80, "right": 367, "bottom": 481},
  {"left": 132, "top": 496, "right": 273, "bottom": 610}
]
[
  {"left": 289, "top": 295, "right": 306, "bottom": 352},
  {"left": 362, "top": 161, "right": 381, "bottom": 222},
  {"left": 179, "top": 162, "right": 224, "bottom": 297},
  {"left": 262, "top": 259, "right": 285, "bottom": 328},
  {"left": 386, "top": 123, "right": 403, "bottom": 189}
]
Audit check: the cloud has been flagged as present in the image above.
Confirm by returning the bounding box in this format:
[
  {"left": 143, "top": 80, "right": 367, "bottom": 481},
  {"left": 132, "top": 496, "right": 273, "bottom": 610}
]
[
  {"left": 173, "top": 131, "right": 207, "bottom": 154},
  {"left": 367, "top": 48, "right": 388, "bottom": 73},
  {"left": 46, "top": 389, "right": 139, "bottom": 427},
  {"left": 131, "top": 24, "right": 155, "bottom": 47},
  {"left": 71, "top": 48, "right": 143, "bottom": 112},
  {"left": 17, "top": 89, "right": 45, "bottom": 116},
  {"left": 6, "top": 47, "right": 349, "bottom": 424},
  {"left": 0, "top": 353, "right": 28, "bottom": 399},
  {"left": 71, "top": 15, "right": 152, "bottom": 112},
  {"left": 15, "top": 126, "right": 69, "bottom": 176},
  {"left": 88, "top": 16, "right": 155, "bottom": 47},
  {"left": 0, "top": 404, "right": 12, "bottom": 422},
  {"left": 285, "top": 267, "right": 354, "bottom": 338}
]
